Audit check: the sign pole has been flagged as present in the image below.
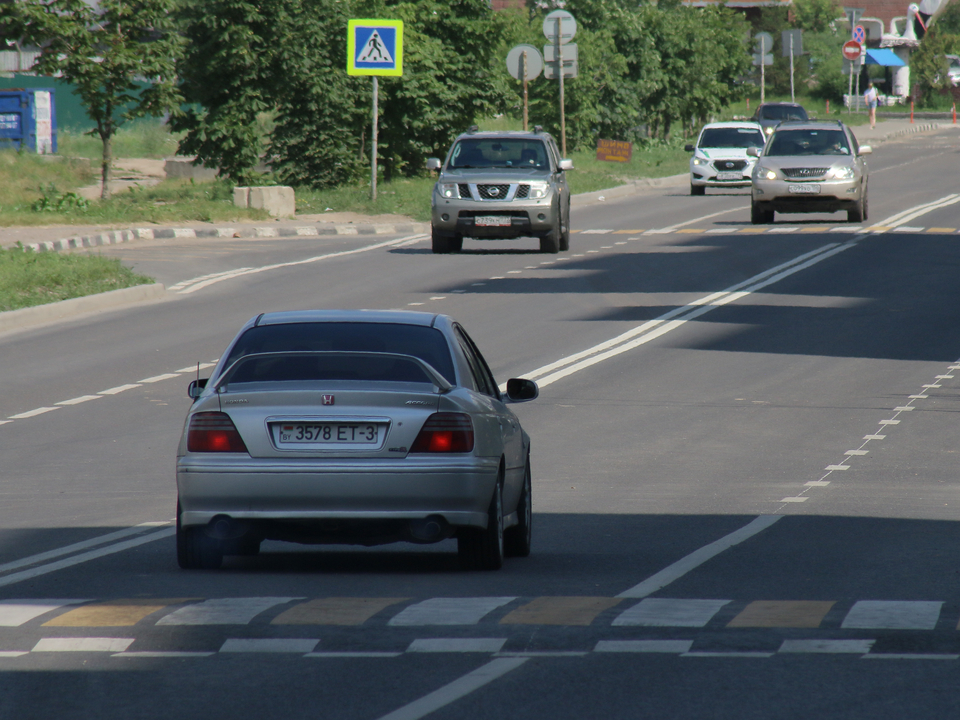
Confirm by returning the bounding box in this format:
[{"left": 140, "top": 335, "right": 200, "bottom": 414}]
[
  {"left": 854, "top": 57, "right": 861, "bottom": 112},
  {"left": 848, "top": 62, "right": 854, "bottom": 114},
  {"left": 557, "top": 17, "right": 567, "bottom": 156},
  {"left": 790, "top": 35, "right": 795, "bottom": 103},
  {"left": 371, "top": 76, "right": 378, "bottom": 202},
  {"left": 522, "top": 51, "right": 528, "bottom": 132},
  {"left": 760, "top": 36, "right": 766, "bottom": 104}
]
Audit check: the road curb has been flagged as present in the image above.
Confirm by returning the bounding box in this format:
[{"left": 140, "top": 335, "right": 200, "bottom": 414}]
[
  {"left": 0, "top": 283, "right": 166, "bottom": 335},
  {"left": 21, "top": 222, "right": 430, "bottom": 254}
]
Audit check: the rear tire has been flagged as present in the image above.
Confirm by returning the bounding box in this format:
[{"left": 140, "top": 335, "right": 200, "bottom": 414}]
[
  {"left": 458, "top": 479, "right": 504, "bottom": 570},
  {"left": 691, "top": 184, "right": 706, "bottom": 196},
  {"left": 504, "top": 457, "right": 532, "bottom": 558},
  {"left": 176, "top": 501, "right": 223, "bottom": 570}
]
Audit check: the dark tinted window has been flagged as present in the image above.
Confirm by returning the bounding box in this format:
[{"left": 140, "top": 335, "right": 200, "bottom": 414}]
[
  {"left": 225, "top": 354, "right": 433, "bottom": 385},
  {"left": 759, "top": 105, "right": 808, "bottom": 121},
  {"left": 699, "top": 127, "right": 765, "bottom": 149},
  {"left": 449, "top": 139, "right": 548, "bottom": 169},
  {"left": 766, "top": 129, "right": 850, "bottom": 157},
  {"left": 455, "top": 326, "right": 500, "bottom": 399},
  {"left": 224, "top": 323, "right": 456, "bottom": 382}
]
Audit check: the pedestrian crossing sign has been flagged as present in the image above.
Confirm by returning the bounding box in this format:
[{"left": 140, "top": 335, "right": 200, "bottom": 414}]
[{"left": 347, "top": 19, "right": 403, "bottom": 76}]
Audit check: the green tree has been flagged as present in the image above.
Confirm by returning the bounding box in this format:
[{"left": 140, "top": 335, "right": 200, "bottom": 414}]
[
  {"left": 0, "top": 0, "right": 183, "bottom": 198},
  {"left": 172, "top": 0, "right": 287, "bottom": 184},
  {"left": 793, "top": 0, "right": 843, "bottom": 33},
  {"left": 910, "top": 27, "right": 960, "bottom": 104}
]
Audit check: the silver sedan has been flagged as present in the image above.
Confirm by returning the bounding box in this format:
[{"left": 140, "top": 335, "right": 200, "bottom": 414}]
[{"left": 176, "top": 310, "right": 538, "bottom": 571}]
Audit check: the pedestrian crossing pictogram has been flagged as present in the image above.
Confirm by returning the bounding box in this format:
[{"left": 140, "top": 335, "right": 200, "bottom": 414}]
[{"left": 347, "top": 20, "right": 403, "bottom": 76}]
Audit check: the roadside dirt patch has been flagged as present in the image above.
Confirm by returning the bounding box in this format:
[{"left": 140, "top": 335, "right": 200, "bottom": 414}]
[{"left": 77, "top": 158, "right": 166, "bottom": 200}]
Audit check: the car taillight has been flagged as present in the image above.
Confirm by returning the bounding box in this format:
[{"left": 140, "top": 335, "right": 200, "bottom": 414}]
[
  {"left": 187, "top": 412, "right": 248, "bottom": 453},
  {"left": 409, "top": 413, "right": 474, "bottom": 453}
]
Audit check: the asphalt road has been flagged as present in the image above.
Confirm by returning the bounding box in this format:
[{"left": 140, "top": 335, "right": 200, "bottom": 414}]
[{"left": 2, "top": 127, "right": 960, "bottom": 719}]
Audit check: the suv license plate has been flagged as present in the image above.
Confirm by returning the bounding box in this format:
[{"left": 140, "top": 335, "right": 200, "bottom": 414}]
[
  {"left": 788, "top": 184, "right": 820, "bottom": 194},
  {"left": 716, "top": 172, "right": 742, "bottom": 181},
  {"left": 475, "top": 216, "right": 512, "bottom": 227}
]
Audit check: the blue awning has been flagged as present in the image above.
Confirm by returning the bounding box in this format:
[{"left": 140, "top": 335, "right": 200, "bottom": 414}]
[{"left": 865, "top": 49, "right": 906, "bottom": 66}]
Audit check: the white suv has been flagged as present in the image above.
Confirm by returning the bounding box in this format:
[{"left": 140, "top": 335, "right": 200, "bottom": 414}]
[{"left": 686, "top": 121, "right": 766, "bottom": 196}]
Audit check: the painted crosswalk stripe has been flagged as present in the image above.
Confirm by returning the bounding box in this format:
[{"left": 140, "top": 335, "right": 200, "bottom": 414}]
[
  {"left": 0, "top": 600, "right": 90, "bottom": 627},
  {"left": 499, "top": 597, "right": 622, "bottom": 626},
  {"left": 0, "top": 651, "right": 28, "bottom": 658},
  {"left": 271, "top": 598, "right": 409, "bottom": 626},
  {"left": 727, "top": 600, "right": 834, "bottom": 628},
  {"left": 156, "top": 597, "right": 303, "bottom": 626},
  {"left": 612, "top": 229, "right": 643, "bottom": 234},
  {"left": 581, "top": 229, "right": 613, "bottom": 234},
  {"left": 44, "top": 599, "right": 192, "bottom": 627},
  {"left": 862, "top": 654, "right": 960, "bottom": 661},
  {"left": 113, "top": 651, "right": 214, "bottom": 658},
  {"left": 780, "top": 639, "right": 875, "bottom": 654},
  {"left": 595, "top": 640, "right": 693, "bottom": 654},
  {"left": 612, "top": 598, "right": 731, "bottom": 627},
  {"left": 407, "top": 638, "right": 506, "bottom": 653},
  {"left": 305, "top": 651, "right": 402, "bottom": 658},
  {"left": 388, "top": 597, "right": 516, "bottom": 626},
  {"left": 220, "top": 638, "right": 319, "bottom": 653},
  {"left": 683, "top": 651, "right": 774, "bottom": 658},
  {"left": 841, "top": 600, "right": 943, "bottom": 630},
  {"left": 33, "top": 637, "right": 135, "bottom": 653},
  {"left": 825, "top": 464, "right": 850, "bottom": 470}
]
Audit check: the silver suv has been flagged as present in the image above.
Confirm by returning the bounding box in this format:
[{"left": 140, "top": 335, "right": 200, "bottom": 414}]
[
  {"left": 427, "top": 127, "right": 573, "bottom": 254},
  {"left": 749, "top": 120, "right": 871, "bottom": 224}
]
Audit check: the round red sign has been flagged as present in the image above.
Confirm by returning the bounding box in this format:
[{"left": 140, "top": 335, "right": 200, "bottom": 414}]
[{"left": 842, "top": 40, "right": 862, "bottom": 61}]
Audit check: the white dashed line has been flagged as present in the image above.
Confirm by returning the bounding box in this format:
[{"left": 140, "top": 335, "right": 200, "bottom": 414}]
[
  {"left": 8, "top": 407, "right": 59, "bottom": 419},
  {"left": 780, "top": 497, "right": 808, "bottom": 502},
  {"left": 430, "top": 296, "right": 446, "bottom": 300},
  {"left": 805, "top": 481, "right": 830, "bottom": 487},
  {"left": 99, "top": 384, "right": 141, "bottom": 395},
  {"left": 825, "top": 465, "right": 850, "bottom": 471},
  {"left": 845, "top": 450, "right": 868, "bottom": 455},
  {"left": 56, "top": 395, "right": 103, "bottom": 406},
  {"left": 138, "top": 373, "right": 182, "bottom": 384}
]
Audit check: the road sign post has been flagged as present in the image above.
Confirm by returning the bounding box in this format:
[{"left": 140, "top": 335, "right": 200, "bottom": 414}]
[
  {"left": 782, "top": 30, "right": 802, "bottom": 103},
  {"left": 754, "top": 33, "right": 773, "bottom": 104},
  {"left": 543, "top": 10, "right": 576, "bottom": 157},
  {"left": 506, "top": 45, "right": 543, "bottom": 132},
  {"left": 347, "top": 19, "right": 403, "bottom": 202},
  {"left": 842, "top": 40, "right": 861, "bottom": 113}
]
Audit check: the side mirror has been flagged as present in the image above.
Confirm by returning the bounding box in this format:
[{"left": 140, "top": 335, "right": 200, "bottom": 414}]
[
  {"left": 558, "top": 158, "right": 574, "bottom": 171},
  {"left": 505, "top": 378, "right": 538, "bottom": 403},
  {"left": 426, "top": 158, "right": 441, "bottom": 171},
  {"left": 188, "top": 378, "right": 208, "bottom": 399},
  {"left": 858, "top": 145, "right": 872, "bottom": 155},
  {"left": 746, "top": 147, "right": 761, "bottom": 158},
  {"left": 684, "top": 144, "right": 695, "bottom": 152}
]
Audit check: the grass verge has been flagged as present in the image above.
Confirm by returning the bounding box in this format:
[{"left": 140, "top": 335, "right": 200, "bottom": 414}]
[{"left": 0, "top": 245, "right": 154, "bottom": 312}]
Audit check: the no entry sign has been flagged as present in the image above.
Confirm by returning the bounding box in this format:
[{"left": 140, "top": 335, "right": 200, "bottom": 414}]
[{"left": 842, "top": 40, "right": 862, "bottom": 61}]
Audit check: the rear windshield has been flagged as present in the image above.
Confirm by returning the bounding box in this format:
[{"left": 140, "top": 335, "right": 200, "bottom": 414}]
[
  {"left": 698, "top": 127, "right": 765, "bottom": 149},
  {"left": 759, "top": 105, "right": 808, "bottom": 121},
  {"left": 225, "top": 354, "right": 434, "bottom": 385},
  {"left": 766, "top": 129, "right": 850, "bottom": 156},
  {"left": 223, "top": 323, "right": 456, "bottom": 382},
  {"left": 448, "top": 138, "right": 549, "bottom": 170}
]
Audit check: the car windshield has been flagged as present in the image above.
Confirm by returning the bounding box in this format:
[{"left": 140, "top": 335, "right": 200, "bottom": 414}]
[
  {"left": 449, "top": 138, "right": 549, "bottom": 169},
  {"left": 759, "top": 105, "right": 808, "bottom": 121},
  {"left": 699, "top": 127, "right": 765, "bottom": 149},
  {"left": 765, "top": 129, "right": 850, "bottom": 156},
  {"left": 223, "top": 323, "right": 456, "bottom": 382}
]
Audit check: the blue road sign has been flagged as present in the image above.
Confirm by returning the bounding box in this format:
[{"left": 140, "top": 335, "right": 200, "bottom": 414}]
[
  {"left": 347, "top": 20, "right": 403, "bottom": 76},
  {"left": 852, "top": 24, "right": 866, "bottom": 44}
]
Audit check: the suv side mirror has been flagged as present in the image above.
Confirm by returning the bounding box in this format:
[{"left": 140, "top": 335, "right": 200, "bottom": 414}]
[
  {"left": 505, "top": 378, "right": 538, "bottom": 403},
  {"left": 558, "top": 158, "right": 574, "bottom": 171},
  {"left": 746, "top": 147, "right": 761, "bottom": 157},
  {"left": 684, "top": 144, "right": 695, "bottom": 152},
  {"left": 426, "top": 158, "right": 441, "bottom": 171},
  {"left": 188, "top": 378, "right": 208, "bottom": 399},
  {"left": 858, "top": 145, "right": 872, "bottom": 155}
]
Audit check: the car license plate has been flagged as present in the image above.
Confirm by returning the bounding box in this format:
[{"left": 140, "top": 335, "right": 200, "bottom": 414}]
[
  {"left": 716, "top": 172, "right": 742, "bottom": 181},
  {"left": 475, "top": 216, "right": 512, "bottom": 227},
  {"left": 788, "top": 184, "right": 820, "bottom": 194},
  {"left": 275, "top": 423, "right": 381, "bottom": 445}
]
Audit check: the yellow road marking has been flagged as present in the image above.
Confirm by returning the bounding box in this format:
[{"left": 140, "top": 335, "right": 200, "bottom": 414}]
[
  {"left": 499, "top": 597, "right": 623, "bottom": 626},
  {"left": 727, "top": 600, "right": 835, "bottom": 628},
  {"left": 271, "top": 598, "right": 410, "bottom": 626},
  {"left": 738, "top": 228, "right": 768, "bottom": 234},
  {"left": 675, "top": 229, "right": 705, "bottom": 234},
  {"left": 927, "top": 228, "right": 957, "bottom": 233},
  {"left": 800, "top": 226, "right": 831, "bottom": 232},
  {"left": 44, "top": 599, "right": 197, "bottom": 627},
  {"left": 613, "top": 229, "right": 644, "bottom": 234}
]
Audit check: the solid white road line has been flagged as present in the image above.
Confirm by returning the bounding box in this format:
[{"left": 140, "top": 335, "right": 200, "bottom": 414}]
[
  {"left": 0, "top": 521, "right": 170, "bottom": 576},
  {"left": 375, "top": 658, "right": 529, "bottom": 720},
  {"left": 617, "top": 515, "right": 783, "bottom": 599},
  {"left": 0, "top": 528, "right": 174, "bottom": 589}
]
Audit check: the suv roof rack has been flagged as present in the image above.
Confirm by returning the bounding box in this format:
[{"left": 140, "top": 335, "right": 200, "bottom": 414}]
[
  {"left": 533, "top": 125, "right": 543, "bottom": 133},
  {"left": 467, "top": 125, "right": 479, "bottom": 134}
]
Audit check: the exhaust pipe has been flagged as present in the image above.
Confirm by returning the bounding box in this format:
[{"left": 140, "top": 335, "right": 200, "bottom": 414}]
[
  {"left": 206, "top": 515, "right": 250, "bottom": 540},
  {"left": 408, "top": 515, "right": 451, "bottom": 543}
]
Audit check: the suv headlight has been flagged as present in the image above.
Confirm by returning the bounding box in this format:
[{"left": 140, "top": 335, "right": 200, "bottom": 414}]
[
  {"left": 756, "top": 165, "right": 779, "bottom": 181},
  {"left": 827, "top": 165, "right": 855, "bottom": 180},
  {"left": 438, "top": 183, "right": 459, "bottom": 199},
  {"left": 692, "top": 157, "right": 705, "bottom": 166},
  {"left": 528, "top": 182, "right": 549, "bottom": 199}
]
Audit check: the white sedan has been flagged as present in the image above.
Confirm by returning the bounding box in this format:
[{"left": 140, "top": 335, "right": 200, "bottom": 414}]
[{"left": 686, "top": 122, "right": 766, "bottom": 196}]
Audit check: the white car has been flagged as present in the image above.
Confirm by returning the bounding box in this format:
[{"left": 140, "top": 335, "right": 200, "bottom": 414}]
[{"left": 686, "top": 122, "right": 766, "bottom": 196}]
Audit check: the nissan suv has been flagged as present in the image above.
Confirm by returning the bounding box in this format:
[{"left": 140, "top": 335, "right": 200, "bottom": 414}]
[
  {"left": 749, "top": 120, "right": 871, "bottom": 224},
  {"left": 426, "top": 127, "right": 573, "bottom": 254}
]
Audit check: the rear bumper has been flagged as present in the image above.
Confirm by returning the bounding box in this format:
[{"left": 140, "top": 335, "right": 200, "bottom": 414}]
[{"left": 177, "top": 455, "right": 500, "bottom": 529}]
